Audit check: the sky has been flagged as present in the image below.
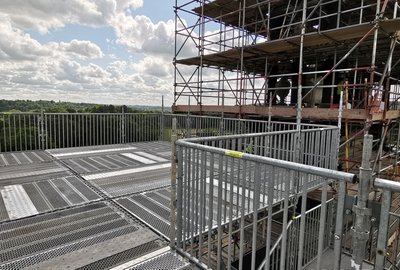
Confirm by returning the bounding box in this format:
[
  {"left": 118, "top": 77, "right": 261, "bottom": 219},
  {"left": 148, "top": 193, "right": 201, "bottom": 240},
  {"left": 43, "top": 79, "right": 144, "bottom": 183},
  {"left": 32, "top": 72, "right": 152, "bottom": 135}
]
[{"left": 0, "top": 0, "right": 176, "bottom": 106}]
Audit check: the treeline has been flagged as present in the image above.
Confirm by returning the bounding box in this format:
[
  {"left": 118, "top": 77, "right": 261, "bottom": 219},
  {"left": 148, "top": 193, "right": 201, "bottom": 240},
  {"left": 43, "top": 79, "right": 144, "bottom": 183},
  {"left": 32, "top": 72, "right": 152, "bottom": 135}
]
[{"left": 0, "top": 100, "right": 165, "bottom": 113}]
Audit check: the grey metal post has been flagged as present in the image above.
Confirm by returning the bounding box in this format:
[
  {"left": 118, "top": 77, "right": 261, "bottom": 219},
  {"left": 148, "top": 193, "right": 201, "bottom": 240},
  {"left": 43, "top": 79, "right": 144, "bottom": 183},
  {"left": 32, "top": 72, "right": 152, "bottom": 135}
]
[
  {"left": 186, "top": 97, "right": 190, "bottom": 138},
  {"left": 40, "top": 109, "right": 45, "bottom": 150},
  {"left": 395, "top": 120, "right": 400, "bottom": 169},
  {"left": 220, "top": 91, "right": 224, "bottom": 136},
  {"left": 251, "top": 163, "right": 261, "bottom": 270},
  {"left": 296, "top": 0, "right": 307, "bottom": 127},
  {"left": 375, "top": 189, "right": 391, "bottom": 270},
  {"left": 374, "top": 123, "right": 388, "bottom": 176},
  {"left": 268, "top": 92, "right": 272, "bottom": 131},
  {"left": 333, "top": 180, "right": 346, "bottom": 270},
  {"left": 293, "top": 0, "right": 308, "bottom": 203},
  {"left": 317, "top": 179, "right": 328, "bottom": 269},
  {"left": 367, "top": 0, "right": 380, "bottom": 109},
  {"left": 161, "top": 95, "right": 165, "bottom": 141},
  {"left": 170, "top": 117, "right": 177, "bottom": 247},
  {"left": 121, "top": 106, "right": 125, "bottom": 144},
  {"left": 351, "top": 135, "right": 373, "bottom": 269},
  {"left": 279, "top": 169, "right": 290, "bottom": 270},
  {"left": 297, "top": 173, "right": 308, "bottom": 270},
  {"left": 332, "top": 91, "right": 344, "bottom": 270},
  {"left": 338, "top": 91, "right": 343, "bottom": 140}
]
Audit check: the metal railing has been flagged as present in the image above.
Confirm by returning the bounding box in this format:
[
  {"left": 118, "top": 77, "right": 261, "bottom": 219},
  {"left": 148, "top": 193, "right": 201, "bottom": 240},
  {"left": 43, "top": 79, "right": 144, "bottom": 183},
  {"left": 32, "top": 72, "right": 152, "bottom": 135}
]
[
  {"left": 163, "top": 113, "right": 329, "bottom": 138},
  {"left": 173, "top": 124, "right": 355, "bottom": 270},
  {"left": 374, "top": 178, "right": 400, "bottom": 270},
  {"left": 166, "top": 114, "right": 339, "bottom": 171},
  {"left": 0, "top": 112, "right": 163, "bottom": 152},
  {"left": 0, "top": 112, "right": 335, "bottom": 153},
  {"left": 174, "top": 122, "right": 339, "bottom": 168},
  {"left": 288, "top": 199, "right": 334, "bottom": 269},
  {"left": 0, "top": 112, "right": 41, "bottom": 152},
  {"left": 266, "top": 199, "right": 334, "bottom": 270}
]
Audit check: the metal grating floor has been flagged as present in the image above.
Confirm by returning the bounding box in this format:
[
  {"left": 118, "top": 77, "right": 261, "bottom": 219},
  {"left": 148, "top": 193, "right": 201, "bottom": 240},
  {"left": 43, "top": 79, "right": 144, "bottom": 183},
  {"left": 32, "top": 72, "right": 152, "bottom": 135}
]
[
  {"left": 0, "top": 161, "right": 71, "bottom": 185},
  {"left": 0, "top": 173, "right": 101, "bottom": 221},
  {"left": 0, "top": 202, "right": 161, "bottom": 269},
  {"left": 77, "top": 240, "right": 164, "bottom": 270},
  {"left": 0, "top": 151, "right": 53, "bottom": 167},
  {"left": 109, "top": 246, "right": 195, "bottom": 270},
  {"left": 129, "top": 250, "right": 191, "bottom": 270},
  {"left": 60, "top": 149, "right": 170, "bottom": 174},
  {"left": 116, "top": 188, "right": 173, "bottom": 239},
  {"left": 0, "top": 142, "right": 192, "bottom": 269},
  {"left": 46, "top": 144, "right": 140, "bottom": 158},
  {"left": 87, "top": 165, "right": 171, "bottom": 197}
]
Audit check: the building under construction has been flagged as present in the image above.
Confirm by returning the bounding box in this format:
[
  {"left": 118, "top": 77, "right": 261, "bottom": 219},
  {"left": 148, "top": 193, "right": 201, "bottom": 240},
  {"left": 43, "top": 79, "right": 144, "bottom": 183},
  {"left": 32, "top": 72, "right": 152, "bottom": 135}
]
[{"left": 173, "top": 0, "right": 400, "bottom": 174}]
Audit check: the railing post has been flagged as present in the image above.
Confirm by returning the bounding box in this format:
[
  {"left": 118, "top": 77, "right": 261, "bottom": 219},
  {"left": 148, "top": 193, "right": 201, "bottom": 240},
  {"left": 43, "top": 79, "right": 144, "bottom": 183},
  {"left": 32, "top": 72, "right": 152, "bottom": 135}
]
[
  {"left": 317, "top": 178, "right": 328, "bottom": 269},
  {"left": 375, "top": 189, "right": 391, "bottom": 269},
  {"left": 219, "top": 113, "right": 224, "bottom": 136},
  {"left": 333, "top": 91, "right": 344, "bottom": 269},
  {"left": 121, "top": 107, "right": 125, "bottom": 144},
  {"left": 333, "top": 180, "right": 346, "bottom": 270},
  {"left": 161, "top": 95, "right": 165, "bottom": 141},
  {"left": 186, "top": 97, "right": 190, "bottom": 138},
  {"left": 395, "top": 119, "right": 400, "bottom": 169},
  {"left": 40, "top": 110, "right": 46, "bottom": 150},
  {"left": 170, "top": 117, "right": 177, "bottom": 248},
  {"left": 351, "top": 134, "right": 373, "bottom": 269},
  {"left": 220, "top": 91, "right": 225, "bottom": 136}
]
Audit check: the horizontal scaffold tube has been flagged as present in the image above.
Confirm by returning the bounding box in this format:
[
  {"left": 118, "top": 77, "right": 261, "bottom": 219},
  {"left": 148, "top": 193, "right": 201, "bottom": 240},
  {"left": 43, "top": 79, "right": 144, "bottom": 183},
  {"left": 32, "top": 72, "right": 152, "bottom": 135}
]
[
  {"left": 176, "top": 139, "right": 357, "bottom": 183},
  {"left": 374, "top": 178, "right": 400, "bottom": 192}
]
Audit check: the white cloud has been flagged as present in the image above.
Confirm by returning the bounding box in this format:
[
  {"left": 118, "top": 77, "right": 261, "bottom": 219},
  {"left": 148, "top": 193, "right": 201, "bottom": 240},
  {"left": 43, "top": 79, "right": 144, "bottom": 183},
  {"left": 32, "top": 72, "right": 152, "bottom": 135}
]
[
  {"left": 60, "top": 39, "right": 103, "bottom": 59},
  {"left": 106, "top": 60, "right": 128, "bottom": 78},
  {"left": 0, "top": 15, "right": 51, "bottom": 60},
  {"left": 114, "top": 0, "right": 143, "bottom": 12},
  {"left": 0, "top": 0, "right": 102, "bottom": 33},
  {"left": 0, "top": 16, "right": 104, "bottom": 61},
  {"left": 53, "top": 60, "right": 84, "bottom": 83},
  {"left": 80, "top": 63, "right": 110, "bottom": 79},
  {"left": 112, "top": 14, "right": 175, "bottom": 57},
  {"left": 133, "top": 56, "right": 172, "bottom": 77},
  {"left": 0, "top": 0, "right": 179, "bottom": 105},
  {"left": 0, "top": 0, "right": 144, "bottom": 33}
]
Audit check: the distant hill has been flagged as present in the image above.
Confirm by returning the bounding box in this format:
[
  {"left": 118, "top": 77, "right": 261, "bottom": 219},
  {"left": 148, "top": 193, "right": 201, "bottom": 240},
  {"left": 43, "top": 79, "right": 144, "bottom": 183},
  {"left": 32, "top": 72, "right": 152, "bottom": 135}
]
[{"left": 0, "top": 100, "right": 170, "bottom": 113}]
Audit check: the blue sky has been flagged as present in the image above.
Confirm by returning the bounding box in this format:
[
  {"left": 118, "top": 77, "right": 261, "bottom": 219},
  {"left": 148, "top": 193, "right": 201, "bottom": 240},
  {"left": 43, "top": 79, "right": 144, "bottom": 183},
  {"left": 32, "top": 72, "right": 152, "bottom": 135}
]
[
  {"left": 0, "top": 0, "right": 176, "bottom": 106},
  {"left": 137, "top": 1, "right": 174, "bottom": 22}
]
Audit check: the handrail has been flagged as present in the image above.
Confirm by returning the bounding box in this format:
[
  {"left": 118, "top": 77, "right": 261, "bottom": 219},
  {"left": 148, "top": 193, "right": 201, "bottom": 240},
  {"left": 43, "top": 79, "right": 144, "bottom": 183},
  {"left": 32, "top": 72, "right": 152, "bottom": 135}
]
[
  {"left": 374, "top": 178, "right": 400, "bottom": 193},
  {"left": 177, "top": 130, "right": 297, "bottom": 143},
  {"left": 165, "top": 113, "right": 336, "bottom": 128},
  {"left": 176, "top": 139, "right": 356, "bottom": 183}
]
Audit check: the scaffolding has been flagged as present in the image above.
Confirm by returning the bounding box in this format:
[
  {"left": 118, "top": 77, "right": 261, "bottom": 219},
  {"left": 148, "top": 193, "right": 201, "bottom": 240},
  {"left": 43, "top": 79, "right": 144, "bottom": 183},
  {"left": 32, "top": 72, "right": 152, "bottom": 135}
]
[{"left": 173, "top": 0, "right": 400, "bottom": 175}]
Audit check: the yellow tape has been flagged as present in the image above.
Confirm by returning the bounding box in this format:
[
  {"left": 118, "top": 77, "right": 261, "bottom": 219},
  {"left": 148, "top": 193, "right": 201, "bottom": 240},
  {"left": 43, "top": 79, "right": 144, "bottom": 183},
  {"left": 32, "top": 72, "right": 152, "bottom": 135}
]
[{"left": 225, "top": 150, "right": 243, "bottom": 158}]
